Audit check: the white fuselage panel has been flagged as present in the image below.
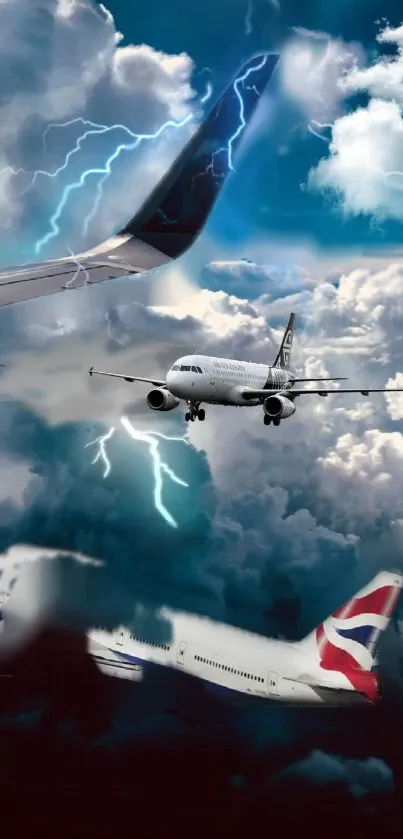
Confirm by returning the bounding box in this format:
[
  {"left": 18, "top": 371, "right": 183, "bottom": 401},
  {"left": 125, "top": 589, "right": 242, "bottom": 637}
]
[
  {"left": 89, "top": 607, "right": 367, "bottom": 707},
  {"left": 165, "top": 354, "right": 293, "bottom": 406}
]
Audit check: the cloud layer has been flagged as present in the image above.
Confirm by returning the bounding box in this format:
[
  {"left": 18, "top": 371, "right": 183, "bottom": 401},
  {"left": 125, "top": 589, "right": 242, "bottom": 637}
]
[{"left": 308, "top": 22, "right": 403, "bottom": 221}]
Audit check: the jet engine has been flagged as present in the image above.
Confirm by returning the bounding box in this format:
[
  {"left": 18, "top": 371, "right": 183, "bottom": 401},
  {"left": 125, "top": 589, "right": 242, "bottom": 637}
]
[
  {"left": 147, "top": 388, "right": 180, "bottom": 411},
  {"left": 263, "top": 394, "right": 296, "bottom": 419}
]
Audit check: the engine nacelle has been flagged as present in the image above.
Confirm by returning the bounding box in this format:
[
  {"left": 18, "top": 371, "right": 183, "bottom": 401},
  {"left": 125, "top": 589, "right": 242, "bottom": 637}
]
[
  {"left": 263, "top": 394, "right": 296, "bottom": 419},
  {"left": 147, "top": 388, "right": 180, "bottom": 412}
]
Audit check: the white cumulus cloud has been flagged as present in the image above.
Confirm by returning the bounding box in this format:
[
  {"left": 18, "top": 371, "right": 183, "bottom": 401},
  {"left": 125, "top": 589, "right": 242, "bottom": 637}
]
[
  {"left": 308, "top": 22, "right": 403, "bottom": 222},
  {"left": 280, "top": 30, "right": 363, "bottom": 122}
]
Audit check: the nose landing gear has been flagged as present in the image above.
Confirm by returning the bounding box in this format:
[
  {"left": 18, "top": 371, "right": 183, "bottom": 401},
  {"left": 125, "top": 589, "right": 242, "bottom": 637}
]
[
  {"left": 264, "top": 416, "right": 280, "bottom": 426},
  {"left": 185, "top": 403, "right": 205, "bottom": 422}
]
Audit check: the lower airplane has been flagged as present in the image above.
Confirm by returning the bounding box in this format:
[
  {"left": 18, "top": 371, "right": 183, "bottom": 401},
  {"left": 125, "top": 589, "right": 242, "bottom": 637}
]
[
  {"left": 88, "top": 570, "right": 403, "bottom": 705},
  {"left": 0, "top": 550, "right": 401, "bottom": 706},
  {"left": 88, "top": 312, "right": 403, "bottom": 425}
]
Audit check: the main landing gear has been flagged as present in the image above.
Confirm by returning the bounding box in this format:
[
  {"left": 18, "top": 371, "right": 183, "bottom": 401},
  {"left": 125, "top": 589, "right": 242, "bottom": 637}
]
[{"left": 185, "top": 403, "right": 205, "bottom": 422}]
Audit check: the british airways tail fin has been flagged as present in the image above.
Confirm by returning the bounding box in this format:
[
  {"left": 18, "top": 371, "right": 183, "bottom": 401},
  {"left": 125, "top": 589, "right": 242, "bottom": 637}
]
[
  {"left": 119, "top": 53, "right": 279, "bottom": 259},
  {"left": 299, "top": 570, "right": 403, "bottom": 674},
  {"left": 273, "top": 312, "right": 295, "bottom": 369}
]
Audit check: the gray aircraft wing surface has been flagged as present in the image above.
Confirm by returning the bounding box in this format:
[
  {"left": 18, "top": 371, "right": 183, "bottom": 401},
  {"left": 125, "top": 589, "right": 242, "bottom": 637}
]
[
  {"left": 0, "top": 53, "right": 279, "bottom": 308},
  {"left": 242, "top": 386, "right": 403, "bottom": 399}
]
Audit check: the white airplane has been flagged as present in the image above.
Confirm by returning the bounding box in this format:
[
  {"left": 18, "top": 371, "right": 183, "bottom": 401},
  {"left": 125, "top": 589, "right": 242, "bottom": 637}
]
[
  {"left": 87, "top": 569, "right": 403, "bottom": 705},
  {"left": 88, "top": 312, "right": 403, "bottom": 425},
  {"left": 1, "top": 550, "right": 400, "bottom": 706}
]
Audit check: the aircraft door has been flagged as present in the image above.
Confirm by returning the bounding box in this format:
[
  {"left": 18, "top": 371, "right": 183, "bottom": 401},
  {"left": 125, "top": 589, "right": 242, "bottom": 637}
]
[
  {"left": 177, "top": 641, "right": 187, "bottom": 665},
  {"left": 116, "top": 629, "right": 128, "bottom": 646},
  {"left": 268, "top": 671, "right": 279, "bottom": 696}
]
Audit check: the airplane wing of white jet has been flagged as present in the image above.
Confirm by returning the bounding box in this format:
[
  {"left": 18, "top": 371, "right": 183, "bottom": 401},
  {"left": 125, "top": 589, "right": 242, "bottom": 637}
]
[
  {"left": 0, "top": 54, "right": 278, "bottom": 308},
  {"left": 88, "top": 366, "right": 165, "bottom": 387},
  {"left": 242, "top": 386, "right": 403, "bottom": 399}
]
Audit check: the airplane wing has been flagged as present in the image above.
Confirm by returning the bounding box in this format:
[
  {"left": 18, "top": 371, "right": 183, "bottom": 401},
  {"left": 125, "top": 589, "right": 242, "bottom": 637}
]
[
  {"left": 242, "top": 386, "right": 403, "bottom": 399},
  {"left": 88, "top": 367, "right": 165, "bottom": 386},
  {"left": 291, "top": 377, "right": 347, "bottom": 383},
  {"left": 0, "top": 53, "right": 279, "bottom": 308}
]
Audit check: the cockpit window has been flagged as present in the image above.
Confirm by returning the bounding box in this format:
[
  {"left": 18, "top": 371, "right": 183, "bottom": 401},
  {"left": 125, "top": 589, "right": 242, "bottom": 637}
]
[
  {"left": 171, "top": 364, "right": 180, "bottom": 371},
  {"left": 180, "top": 365, "right": 191, "bottom": 371},
  {"left": 196, "top": 366, "right": 203, "bottom": 374},
  {"left": 191, "top": 366, "right": 199, "bottom": 373}
]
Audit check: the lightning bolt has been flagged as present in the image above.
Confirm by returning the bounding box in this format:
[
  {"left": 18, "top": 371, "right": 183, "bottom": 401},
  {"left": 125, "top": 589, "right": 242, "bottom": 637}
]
[
  {"left": 226, "top": 53, "right": 268, "bottom": 170},
  {"left": 21, "top": 119, "right": 122, "bottom": 195},
  {"left": 34, "top": 114, "right": 194, "bottom": 255},
  {"left": 62, "top": 248, "right": 91, "bottom": 289},
  {"left": 308, "top": 120, "right": 333, "bottom": 144},
  {"left": 33, "top": 81, "right": 214, "bottom": 257},
  {"left": 200, "top": 82, "right": 213, "bottom": 105},
  {"left": 191, "top": 53, "right": 268, "bottom": 193},
  {"left": 85, "top": 419, "right": 190, "bottom": 528},
  {"left": 85, "top": 426, "right": 115, "bottom": 478}
]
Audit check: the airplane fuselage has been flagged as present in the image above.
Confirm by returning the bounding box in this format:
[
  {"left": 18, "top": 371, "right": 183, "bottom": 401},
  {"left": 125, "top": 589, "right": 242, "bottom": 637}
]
[
  {"left": 165, "top": 355, "right": 294, "bottom": 407},
  {"left": 88, "top": 608, "right": 370, "bottom": 707}
]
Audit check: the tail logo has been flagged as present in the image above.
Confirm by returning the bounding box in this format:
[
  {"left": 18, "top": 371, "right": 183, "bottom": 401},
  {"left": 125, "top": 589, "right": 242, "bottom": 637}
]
[
  {"left": 282, "top": 330, "right": 293, "bottom": 368},
  {"left": 317, "top": 582, "right": 401, "bottom": 678}
]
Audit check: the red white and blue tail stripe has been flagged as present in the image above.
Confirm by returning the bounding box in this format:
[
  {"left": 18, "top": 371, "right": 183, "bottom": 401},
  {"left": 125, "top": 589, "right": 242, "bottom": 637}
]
[{"left": 299, "top": 571, "right": 403, "bottom": 701}]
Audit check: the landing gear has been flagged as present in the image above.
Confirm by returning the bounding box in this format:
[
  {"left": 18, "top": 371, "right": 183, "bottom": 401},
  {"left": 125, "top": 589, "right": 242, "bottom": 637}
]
[
  {"left": 185, "top": 403, "right": 205, "bottom": 422},
  {"left": 264, "top": 416, "right": 280, "bottom": 427}
]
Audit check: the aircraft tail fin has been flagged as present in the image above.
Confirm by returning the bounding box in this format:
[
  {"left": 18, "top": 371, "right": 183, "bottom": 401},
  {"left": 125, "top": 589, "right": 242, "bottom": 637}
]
[
  {"left": 273, "top": 312, "right": 295, "bottom": 369},
  {"left": 299, "top": 570, "right": 403, "bottom": 674},
  {"left": 119, "top": 54, "right": 279, "bottom": 260}
]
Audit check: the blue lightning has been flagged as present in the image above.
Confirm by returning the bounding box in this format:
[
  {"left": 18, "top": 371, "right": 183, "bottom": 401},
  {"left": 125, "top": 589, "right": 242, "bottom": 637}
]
[
  {"left": 121, "top": 416, "right": 189, "bottom": 529},
  {"left": 23, "top": 119, "right": 130, "bottom": 195},
  {"left": 34, "top": 114, "right": 194, "bottom": 254},
  {"left": 85, "top": 426, "right": 115, "bottom": 478},
  {"left": 200, "top": 82, "right": 213, "bottom": 105},
  {"left": 85, "top": 419, "right": 190, "bottom": 529},
  {"left": 191, "top": 54, "right": 268, "bottom": 193},
  {"left": 62, "top": 248, "right": 91, "bottom": 289},
  {"left": 34, "top": 81, "right": 214, "bottom": 256},
  {"left": 226, "top": 53, "right": 268, "bottom": 171},
  {"left": 308, "top": 119, "right": 333, "bottom": 144}
]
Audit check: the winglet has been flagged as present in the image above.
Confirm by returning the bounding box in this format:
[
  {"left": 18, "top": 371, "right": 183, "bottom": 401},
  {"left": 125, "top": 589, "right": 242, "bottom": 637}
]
[
  {"left": 119, "top": 53, "right": 279, "bottom": 259},
  {"left": 89, "top": 366, "right": 94, "bottom": 377}
]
